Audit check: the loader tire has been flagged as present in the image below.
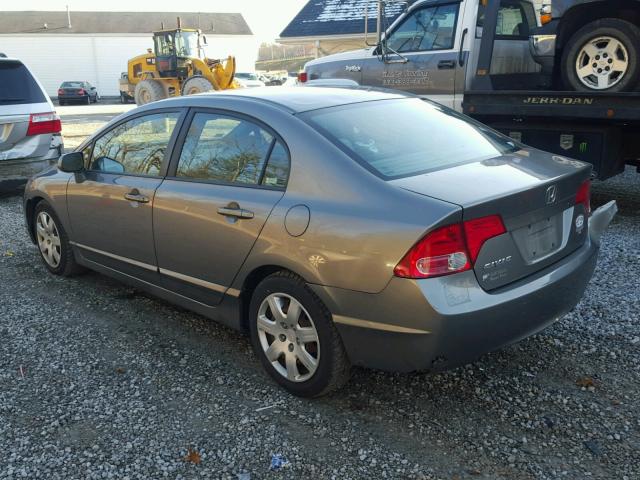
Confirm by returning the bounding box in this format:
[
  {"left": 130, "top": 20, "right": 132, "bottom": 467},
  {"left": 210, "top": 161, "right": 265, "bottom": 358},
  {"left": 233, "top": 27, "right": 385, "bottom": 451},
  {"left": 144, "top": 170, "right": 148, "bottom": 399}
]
[
  {"left": 181, "top": 76, "right": 214, "bottom": 96},
  {"left": 134, "top": 79, "right": 166, "bottom": 105}
]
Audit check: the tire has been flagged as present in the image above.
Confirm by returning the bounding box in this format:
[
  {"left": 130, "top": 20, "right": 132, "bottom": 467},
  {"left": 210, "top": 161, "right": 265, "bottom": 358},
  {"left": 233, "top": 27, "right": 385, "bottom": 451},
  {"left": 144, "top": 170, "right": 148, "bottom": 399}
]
[
  {"left": 134, "top": 79, "right": 167, "bottom": 105},
  {"left": 59, "top": 100, "right": 65, "bottom": 106},
  {"left": 181, "top": 76, "right": 214, "bottom": 96},
  {"left": 249, "top": 271, "right": 351, "bottom": 397},
  {"left": 120, "top": 92, "right": 126, "bottom": 104},
  {"left": 561, "top": 18, "right": 640, "bottom": 92},
  {"left": 33, "top": 201, "right": 84, "bottom": 277},
  {"left": 85, "top": 95, "right": 91, "bottom": 105}
]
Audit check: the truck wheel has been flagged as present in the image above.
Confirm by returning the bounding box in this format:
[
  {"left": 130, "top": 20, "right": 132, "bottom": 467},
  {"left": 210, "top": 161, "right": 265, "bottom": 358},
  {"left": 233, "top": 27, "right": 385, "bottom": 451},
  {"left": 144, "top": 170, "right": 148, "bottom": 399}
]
[
  {"left": 120, "top": 92, "right": 127, "bottom": 104},
  {"left": 181, "top": 76, "right": 213, "bottom": 96},
  {"left": 134, "top": 79, "right": 166, "bottom": 105},
  {"left": 561, "top": 19, "right": 640, "bottom": 92}
]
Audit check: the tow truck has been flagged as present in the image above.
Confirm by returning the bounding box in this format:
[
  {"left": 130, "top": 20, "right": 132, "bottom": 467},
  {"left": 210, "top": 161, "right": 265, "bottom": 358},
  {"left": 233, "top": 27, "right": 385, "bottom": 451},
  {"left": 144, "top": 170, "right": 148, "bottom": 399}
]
[{"left": 299, "top": 0, "right": 640, "bottom": 180}]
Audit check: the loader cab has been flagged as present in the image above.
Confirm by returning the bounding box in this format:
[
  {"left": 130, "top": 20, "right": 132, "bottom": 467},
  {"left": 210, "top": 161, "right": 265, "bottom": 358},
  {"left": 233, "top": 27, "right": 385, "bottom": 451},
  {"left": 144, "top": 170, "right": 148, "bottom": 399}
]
[{"left": 153, "top": 28, "right": 202, "bottom": 78}]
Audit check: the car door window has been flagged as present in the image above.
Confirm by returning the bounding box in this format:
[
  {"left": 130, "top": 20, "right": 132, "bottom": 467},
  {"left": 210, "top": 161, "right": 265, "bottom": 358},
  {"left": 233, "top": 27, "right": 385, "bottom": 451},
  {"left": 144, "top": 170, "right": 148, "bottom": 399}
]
[
  {"left": 386, "top": 3, "right": 459, "bottom": 53},
  {"left": 90, "top": 112, "right": 180, "bottom": 176},
  {"left": 176, "top": 112, "right": 276, "bottom": 185},
  {"left": 261, "top": 141, "right": 289, "bottom": 188}
]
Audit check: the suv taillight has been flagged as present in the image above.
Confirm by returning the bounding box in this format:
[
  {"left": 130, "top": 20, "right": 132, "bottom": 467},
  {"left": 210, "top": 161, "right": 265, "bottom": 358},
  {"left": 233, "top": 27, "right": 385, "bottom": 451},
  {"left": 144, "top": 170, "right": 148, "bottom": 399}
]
[
  {"left": 576, "top": 179, "right": 591, "bottom": 215},
  {"left": 394, "top": 215, "right": 506, "bottom": 279},
  {"left": 26, "top": 112, "right": 62, "bottom": 136},
  {"left": 298, "top": 72, "right": 308, "bottom": 83}
]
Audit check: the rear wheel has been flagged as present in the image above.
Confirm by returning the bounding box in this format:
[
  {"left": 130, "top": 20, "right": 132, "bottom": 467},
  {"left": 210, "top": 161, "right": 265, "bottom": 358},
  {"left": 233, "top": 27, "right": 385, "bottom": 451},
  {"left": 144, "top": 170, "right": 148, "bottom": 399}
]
[
  {"left": 249, "top": 271, "right": 351, "bottom": 397},
  {"left": 134, "top": 79, "right": 167, "bottom": 105},
  {"left": 562, "top": 19, "right": 640, "bottom": 92},
  {"left": 34, "top": 202, "right": 83, "bottom": 277},
  {"left": 85, "top": 95, "right": 91, "bottom": 105},
  {"left": 120, "top": 92, "right": 127, "bottom": 104},
  {"left": 181, "top": 76, "right": 214, "bottom": 96},
  {"left": 58, "top": 100, "right": 65, "bottom": 106}
]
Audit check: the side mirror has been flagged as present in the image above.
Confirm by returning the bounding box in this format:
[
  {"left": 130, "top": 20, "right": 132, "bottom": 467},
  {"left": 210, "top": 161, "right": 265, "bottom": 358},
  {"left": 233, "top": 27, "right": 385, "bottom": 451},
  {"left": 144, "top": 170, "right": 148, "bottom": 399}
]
[{"left": 58, "top": 151, "right": 84, "bottom": 173}]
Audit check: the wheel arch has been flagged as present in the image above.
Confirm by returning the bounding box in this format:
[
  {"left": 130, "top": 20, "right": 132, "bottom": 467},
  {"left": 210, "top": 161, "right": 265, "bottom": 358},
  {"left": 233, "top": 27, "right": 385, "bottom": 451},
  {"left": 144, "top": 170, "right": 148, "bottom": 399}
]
[
  {"left": 237, "top": 264, "right": 309, "bottom": 333},
  {"left": 25, "top": 195, "right": 46, "bottom": 244},
  {"left": 556, "top": 1, "right": 640, "bottom": 53}
]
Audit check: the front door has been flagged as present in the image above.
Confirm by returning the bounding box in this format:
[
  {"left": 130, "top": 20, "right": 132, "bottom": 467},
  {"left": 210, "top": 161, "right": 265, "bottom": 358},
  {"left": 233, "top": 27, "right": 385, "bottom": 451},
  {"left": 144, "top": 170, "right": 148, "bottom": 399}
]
[
  {"left": 66, "top": 110, "right": 182, "bottom": 278},
  {"left": 153, "top": 110, "right": 290, "bottom": 305},
  {"left": 361, "top": 1, "right": 466, "bottom": 109}
]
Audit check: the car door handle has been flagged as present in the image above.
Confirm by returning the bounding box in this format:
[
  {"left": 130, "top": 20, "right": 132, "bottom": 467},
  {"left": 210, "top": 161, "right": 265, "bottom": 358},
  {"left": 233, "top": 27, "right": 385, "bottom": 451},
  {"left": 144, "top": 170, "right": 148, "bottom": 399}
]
[
  {"left": 124, "top": 191, "right": 149, "bottom": 203},
  {"left": 217, "top": 207, "right": 254, "bottom": 219},
  {"left": 438, "top": 60, "right": 456, "bottom": 70}
]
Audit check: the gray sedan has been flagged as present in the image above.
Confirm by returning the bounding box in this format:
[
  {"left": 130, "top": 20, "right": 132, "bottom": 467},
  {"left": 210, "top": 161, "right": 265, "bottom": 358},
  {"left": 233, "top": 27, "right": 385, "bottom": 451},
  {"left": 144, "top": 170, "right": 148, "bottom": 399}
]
[{"left": 23, "top": 87, "right": 616, "bottom": 397}]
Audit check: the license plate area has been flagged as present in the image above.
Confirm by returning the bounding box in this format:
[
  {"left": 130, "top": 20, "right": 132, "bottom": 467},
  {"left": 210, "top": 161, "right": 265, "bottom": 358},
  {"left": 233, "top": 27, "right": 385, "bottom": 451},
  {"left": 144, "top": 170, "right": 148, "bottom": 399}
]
[{"left": 512, "top": 213, "right": 564, "bottom": 264}]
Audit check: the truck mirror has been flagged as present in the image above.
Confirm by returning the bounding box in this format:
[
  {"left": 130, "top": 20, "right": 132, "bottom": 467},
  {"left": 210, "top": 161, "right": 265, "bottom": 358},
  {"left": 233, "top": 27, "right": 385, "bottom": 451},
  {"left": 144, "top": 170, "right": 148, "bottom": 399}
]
[{"left": 202, "top": 35, "right": 208, "bottom": 45}]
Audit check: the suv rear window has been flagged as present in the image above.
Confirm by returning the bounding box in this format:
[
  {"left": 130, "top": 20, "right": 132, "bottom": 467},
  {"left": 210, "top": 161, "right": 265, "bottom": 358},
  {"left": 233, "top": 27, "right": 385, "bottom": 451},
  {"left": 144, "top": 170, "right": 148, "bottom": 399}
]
[
  {"left": 0, "top": 61, "right": 47, "bottom": 105},
  {"left": 301, "top": 98, "right": 519, "bottom": 179}
]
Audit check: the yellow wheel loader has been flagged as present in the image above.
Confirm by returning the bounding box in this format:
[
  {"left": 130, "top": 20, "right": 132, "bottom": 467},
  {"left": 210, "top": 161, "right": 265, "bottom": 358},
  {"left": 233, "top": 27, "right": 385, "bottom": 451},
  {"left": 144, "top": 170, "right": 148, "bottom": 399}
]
[{"left": 124, "top": 20, "right": 237, "bottom": 105}]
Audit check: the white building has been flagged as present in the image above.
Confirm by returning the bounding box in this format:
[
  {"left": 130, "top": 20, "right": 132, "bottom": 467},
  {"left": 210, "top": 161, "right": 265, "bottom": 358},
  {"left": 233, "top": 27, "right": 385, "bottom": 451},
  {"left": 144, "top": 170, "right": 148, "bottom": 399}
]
[{"left": 0, "top": 10, "right": 256, "bottom": 97}]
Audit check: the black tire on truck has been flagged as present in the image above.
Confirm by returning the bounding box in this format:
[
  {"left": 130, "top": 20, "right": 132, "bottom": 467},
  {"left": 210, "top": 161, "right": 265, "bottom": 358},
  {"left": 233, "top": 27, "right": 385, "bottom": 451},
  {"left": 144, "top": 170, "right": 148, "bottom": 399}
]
[
  {"left": 181, "top": 76, "right": 214, "bottom": 96},
  {"left": 561, "top": 18, "right": 640, "bottom": 92},
  {"left": 134, "top": 79, "right": 166, "bottom": 105}
]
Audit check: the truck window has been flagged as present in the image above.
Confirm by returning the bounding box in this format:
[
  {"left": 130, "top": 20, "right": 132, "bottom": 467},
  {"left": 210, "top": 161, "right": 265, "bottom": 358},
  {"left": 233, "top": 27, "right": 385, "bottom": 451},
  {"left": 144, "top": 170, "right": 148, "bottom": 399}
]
[
  {"left": 476, "top": 1, "right": 537, "bottom": 39},
  {"left": 386, "top": 3, "right": 460, "bottom": 53}
]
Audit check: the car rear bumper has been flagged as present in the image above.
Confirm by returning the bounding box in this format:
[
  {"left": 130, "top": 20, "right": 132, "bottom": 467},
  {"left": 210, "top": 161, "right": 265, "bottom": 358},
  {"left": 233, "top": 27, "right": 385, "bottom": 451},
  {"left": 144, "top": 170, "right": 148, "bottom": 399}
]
[
  {"left": 58, "top": 95, "right": 89, "bottom": 101},
  {"left": 312, "top": 219, "right": 607, "bottom": 373},
  {"left": 0, "top": 140, "right": 62, "bottom": 190}
]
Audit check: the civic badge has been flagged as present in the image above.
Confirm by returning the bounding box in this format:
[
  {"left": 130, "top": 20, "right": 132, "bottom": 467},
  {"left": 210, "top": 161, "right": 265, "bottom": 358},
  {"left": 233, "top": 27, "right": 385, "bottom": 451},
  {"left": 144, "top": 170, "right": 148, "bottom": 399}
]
[{"left": 545, "top": 185, "right": 557, "bottom": 205}]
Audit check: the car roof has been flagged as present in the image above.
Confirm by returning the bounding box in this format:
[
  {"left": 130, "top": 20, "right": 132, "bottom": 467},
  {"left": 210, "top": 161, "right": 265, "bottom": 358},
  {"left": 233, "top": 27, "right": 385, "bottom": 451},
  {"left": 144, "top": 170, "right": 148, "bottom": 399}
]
[{"left": 187, "top": 86, "right": 411, "bottom": 113}]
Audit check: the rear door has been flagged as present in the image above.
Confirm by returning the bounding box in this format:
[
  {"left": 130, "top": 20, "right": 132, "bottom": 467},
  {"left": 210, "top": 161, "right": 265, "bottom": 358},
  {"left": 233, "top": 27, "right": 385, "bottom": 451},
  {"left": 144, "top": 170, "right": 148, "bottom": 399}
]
[
  {"left": 66, "top": 109, "right": 183, "bottom": 280},
  {"left": 153, "top": 110, "right": 289, "bottom": 305},
  {"left": 361, "top": 1, "right": 466, "bottom": 109}
]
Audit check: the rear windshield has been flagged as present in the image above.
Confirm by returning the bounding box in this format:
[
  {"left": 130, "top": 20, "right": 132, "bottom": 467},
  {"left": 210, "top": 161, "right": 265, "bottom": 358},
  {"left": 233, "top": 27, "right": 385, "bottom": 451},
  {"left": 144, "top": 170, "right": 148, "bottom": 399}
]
[
  {"left": 61, "top": 81, "right": 84, "bottom": 88},
  {"left": 301, "top": 98, "right": 519, "bottom": 179},
  {"left": 0, "top": 61, "right": 47, "bottom": 105}
]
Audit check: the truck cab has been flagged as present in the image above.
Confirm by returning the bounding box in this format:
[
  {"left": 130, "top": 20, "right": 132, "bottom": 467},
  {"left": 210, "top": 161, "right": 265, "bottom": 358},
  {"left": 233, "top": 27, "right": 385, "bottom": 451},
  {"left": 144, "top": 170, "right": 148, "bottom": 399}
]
[{"left": 302, "top": 0, "right": 541, "bottom": 110}]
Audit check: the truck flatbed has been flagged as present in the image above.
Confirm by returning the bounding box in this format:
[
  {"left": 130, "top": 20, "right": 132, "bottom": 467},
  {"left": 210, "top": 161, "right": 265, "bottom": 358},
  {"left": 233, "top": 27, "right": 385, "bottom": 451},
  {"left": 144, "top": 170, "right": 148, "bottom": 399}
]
[{"left": 463, "top": 90, "right": 640, "bottom": 122}]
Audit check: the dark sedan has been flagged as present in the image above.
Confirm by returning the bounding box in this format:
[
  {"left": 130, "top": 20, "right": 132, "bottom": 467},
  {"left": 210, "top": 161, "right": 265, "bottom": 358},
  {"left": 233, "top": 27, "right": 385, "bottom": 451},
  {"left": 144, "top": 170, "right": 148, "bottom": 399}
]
[
  {"left": 57, "top": 81, "right": 99, "bottom": 105},
  {"left": 23, "top": 87, "right": 617, "bottom": 397}
]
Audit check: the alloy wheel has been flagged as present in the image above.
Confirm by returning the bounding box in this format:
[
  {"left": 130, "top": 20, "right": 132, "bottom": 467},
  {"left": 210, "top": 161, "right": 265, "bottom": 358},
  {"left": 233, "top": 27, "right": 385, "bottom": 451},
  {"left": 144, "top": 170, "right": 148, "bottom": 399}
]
[
  {"left": 575, "top": 36, "right": 629, "bottom": 90},
  {"left": 257, "top": 293, "right": 320, "bottom": 382},
  {"left": 36, "top": 211, "right": 61, "bottom": 268}
]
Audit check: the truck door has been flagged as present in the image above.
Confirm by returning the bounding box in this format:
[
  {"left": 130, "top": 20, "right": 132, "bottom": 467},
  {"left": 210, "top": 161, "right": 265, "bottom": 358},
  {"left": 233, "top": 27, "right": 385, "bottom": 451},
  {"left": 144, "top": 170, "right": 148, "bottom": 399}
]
[{"left": 361, "top": 1, "right": 470, "bottom": 110}]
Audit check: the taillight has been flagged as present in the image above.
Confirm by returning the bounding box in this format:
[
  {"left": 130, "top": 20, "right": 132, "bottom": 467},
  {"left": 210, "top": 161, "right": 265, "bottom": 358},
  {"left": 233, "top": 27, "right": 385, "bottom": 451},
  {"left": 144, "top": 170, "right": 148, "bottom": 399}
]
[
  {"left": 298, "top": 72, "right": 308, "bottom": 83},
  {"left": 26, "top": 112, "right": 62, "bottom": 136},
  {"left": 540, "top": 5, "right": 552, "bottom": 25},
  {"left": 463, "top": 215, "right": 506, "bottom": 263},
  {"left": 576, "top": 179, "right": 591, "bottom": 215},
  {"left": 78, "top": 88, "right": 86, "bottom": 95},
  {"left": 57, "top": 88, "right": 64, "bottom": 96},
  {"left": 394, "top": 215, "right": 506, "bottom": 279}
]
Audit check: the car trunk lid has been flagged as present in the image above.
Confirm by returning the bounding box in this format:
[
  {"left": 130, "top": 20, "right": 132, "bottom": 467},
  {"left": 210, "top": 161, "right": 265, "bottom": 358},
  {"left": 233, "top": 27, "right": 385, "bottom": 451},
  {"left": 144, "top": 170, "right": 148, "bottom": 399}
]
[{"left": 390, "top": 151, "right": 592, "bottom": 290}]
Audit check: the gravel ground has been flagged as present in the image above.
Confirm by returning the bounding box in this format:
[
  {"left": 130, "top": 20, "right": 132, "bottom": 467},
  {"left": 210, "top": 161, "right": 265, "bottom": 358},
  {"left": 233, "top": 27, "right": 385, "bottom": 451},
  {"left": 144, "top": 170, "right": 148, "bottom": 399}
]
[{"left": 0, "top": 169, "right": 638, "bottom": 479}]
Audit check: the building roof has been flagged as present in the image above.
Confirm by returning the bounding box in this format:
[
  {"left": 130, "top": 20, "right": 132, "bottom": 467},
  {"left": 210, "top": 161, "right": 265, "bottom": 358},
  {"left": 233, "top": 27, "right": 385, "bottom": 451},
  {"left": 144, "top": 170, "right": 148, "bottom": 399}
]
[
  {"left": 280, "top": 0, "right": 409, "bottom": 39},
  {"left": 0, "top": 11, "right": 252, "bottom": 35}
]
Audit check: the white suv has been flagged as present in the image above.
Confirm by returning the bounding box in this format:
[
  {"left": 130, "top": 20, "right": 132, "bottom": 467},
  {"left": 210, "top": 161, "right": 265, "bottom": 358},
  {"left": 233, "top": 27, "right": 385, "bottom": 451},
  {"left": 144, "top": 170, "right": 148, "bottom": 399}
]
[{"left": 0, "top": 57, "right": 63, "bottom": 191}]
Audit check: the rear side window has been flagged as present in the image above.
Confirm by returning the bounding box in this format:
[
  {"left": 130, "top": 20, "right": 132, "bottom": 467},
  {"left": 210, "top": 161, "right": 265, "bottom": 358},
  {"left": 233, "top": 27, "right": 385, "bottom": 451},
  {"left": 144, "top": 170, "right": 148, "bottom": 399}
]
[
  {"left": 476, "top": 1, "right": 537, "bottom": 39},
  {"left": 176, "top": 112, "right": 287, "bottom": 187},
  {"left": 0, "top": 61, "right": 47, "bottom": 105},
  {"left": 302, "top": 98, "right": 518, "bottom": 180},
  {"left": 90, "top": 112, "right": 180, "bottom": 176}
]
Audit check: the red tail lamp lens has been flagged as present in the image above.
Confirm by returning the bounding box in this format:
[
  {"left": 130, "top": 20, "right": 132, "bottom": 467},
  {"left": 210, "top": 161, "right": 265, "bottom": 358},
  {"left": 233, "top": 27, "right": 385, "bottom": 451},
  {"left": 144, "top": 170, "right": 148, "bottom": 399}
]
[
  {"left": 463, "top": 215, "right": 506, "bottom": 263},
  {"left": 575, "top": 179, "right": 591, "bottom": 215}
]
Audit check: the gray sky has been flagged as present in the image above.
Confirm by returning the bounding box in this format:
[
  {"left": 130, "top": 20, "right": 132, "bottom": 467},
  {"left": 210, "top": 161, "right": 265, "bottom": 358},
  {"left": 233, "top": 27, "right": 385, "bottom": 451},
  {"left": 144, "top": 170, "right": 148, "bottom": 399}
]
[{"left": 3, "top": 0, "right": 308, "bottom": 42}]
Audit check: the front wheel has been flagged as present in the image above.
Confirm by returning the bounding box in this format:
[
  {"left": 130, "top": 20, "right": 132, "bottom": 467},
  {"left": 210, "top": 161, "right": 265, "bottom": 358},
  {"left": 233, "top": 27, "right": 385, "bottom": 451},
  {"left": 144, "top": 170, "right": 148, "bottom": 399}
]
[
  {"left": 249, "top": 271, "right": 351, "bottom": 397},
  {"left": 561, "top": 18, "right": 640, "bottom": 92},
  {"left": 34, "top": 202, "right": 84, "bottom": 276}
]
